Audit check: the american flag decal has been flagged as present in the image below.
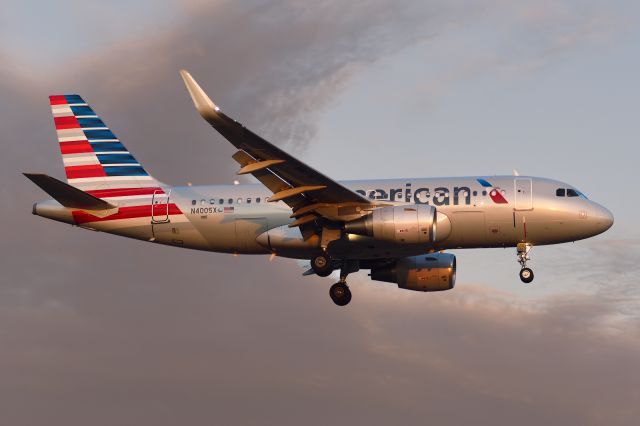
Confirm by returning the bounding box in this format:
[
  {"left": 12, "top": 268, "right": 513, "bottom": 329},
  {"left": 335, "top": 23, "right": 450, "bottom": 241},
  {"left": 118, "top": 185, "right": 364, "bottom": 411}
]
[{"left": 224, "top": 207, "right": 234, "bottom": 213}]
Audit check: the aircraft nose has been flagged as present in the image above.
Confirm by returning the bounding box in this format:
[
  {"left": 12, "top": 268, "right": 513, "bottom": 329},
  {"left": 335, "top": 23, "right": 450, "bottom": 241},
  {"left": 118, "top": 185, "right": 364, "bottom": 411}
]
[{"left": 589, "top": 203, "right": 614, "bottom": 235}]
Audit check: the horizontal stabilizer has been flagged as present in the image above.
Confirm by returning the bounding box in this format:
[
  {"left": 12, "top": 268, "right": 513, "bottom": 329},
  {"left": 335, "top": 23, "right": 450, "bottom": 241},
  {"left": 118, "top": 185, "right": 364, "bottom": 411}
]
[{"left": 24, "top": 173, "right": 116, "bottom": 210}]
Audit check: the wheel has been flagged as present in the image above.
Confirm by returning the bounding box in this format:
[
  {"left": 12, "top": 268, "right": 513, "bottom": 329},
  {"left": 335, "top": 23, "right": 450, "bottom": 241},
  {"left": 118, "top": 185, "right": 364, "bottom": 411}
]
[
  {"left": 311, "top": 254, "right": 333, "bottom": 277},
  {"left": 329, "top": 283, "right": 352, "bottom": 306},
  {"left": 519, "top": 267, "right": 534, "bottom": 284}
]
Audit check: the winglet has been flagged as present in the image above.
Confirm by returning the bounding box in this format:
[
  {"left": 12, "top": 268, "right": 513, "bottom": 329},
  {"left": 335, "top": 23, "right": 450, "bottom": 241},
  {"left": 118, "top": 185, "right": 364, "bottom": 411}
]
[{"left": 179, "top": 69, "right": 220, "bottom": 121}]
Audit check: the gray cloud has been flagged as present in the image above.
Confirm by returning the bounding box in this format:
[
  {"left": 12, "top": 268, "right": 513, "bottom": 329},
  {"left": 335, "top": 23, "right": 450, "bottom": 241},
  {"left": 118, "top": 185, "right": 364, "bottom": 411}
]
[
  {"left": 38, "top": 0, "right": 469, "bottom": 185},
  {"left": 1, "top": 1, "right": 639, "bottom": 425}
]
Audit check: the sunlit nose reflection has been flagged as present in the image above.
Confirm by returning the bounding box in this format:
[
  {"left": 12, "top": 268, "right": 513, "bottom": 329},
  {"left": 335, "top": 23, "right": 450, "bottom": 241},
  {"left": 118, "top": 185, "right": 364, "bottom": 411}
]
[{"left": 589, "top": 203, "right": 614, "bottom": 235}]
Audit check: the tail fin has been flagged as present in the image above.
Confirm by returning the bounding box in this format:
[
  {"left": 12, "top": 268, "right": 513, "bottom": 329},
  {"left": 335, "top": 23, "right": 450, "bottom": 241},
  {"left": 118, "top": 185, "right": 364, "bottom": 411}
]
[{"left": 49, "top": 94, "right": 160, "bottom": 192}]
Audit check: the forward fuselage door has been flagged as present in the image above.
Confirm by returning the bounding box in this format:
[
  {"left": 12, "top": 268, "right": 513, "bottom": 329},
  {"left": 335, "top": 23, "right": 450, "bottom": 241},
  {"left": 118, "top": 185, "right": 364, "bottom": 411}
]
[{"left": 514, "top": 178, "right": 533, "bottom": 211}]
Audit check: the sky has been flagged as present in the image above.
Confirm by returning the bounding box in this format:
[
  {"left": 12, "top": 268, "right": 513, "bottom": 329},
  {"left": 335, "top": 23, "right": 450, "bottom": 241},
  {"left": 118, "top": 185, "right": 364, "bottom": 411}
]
[{"left": 1, "top": 1, "right": 639, "bottom": 425}]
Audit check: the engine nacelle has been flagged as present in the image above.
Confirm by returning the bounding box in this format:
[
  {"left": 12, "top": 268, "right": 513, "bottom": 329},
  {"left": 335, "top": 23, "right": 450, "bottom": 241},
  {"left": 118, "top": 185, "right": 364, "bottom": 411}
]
[
  {"left": 345, "top": 205, "right": 437, "bottom": 244},
  {"left": 370, "top": 253, "right": 456, "bottom": 292}
]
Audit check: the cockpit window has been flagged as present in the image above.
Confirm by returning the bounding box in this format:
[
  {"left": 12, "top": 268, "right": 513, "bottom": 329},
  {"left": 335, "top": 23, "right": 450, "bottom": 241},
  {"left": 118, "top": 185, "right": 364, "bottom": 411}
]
[{"left": 557, "top": 187, "right": 588, "bottom": 199}]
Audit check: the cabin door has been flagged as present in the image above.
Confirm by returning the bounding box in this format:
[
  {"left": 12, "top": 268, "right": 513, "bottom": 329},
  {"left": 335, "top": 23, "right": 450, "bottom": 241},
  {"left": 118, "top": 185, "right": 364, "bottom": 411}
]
[{"left": 514, "top": 178, "right": 533, "bottom": 211}]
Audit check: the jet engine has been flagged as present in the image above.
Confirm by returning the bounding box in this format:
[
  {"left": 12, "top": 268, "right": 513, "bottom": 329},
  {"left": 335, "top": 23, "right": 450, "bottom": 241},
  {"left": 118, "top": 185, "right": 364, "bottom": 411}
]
[
  {"left": 344, "top": 205, "right": 437, "bottom": 244},
  {"left": 370, "top": 252, "right": 456, "bottom": 291}
]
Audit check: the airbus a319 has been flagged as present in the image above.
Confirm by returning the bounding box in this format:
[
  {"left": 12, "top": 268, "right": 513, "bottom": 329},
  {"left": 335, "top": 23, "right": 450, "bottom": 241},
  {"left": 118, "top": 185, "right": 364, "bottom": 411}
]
[{"left": 25, "top": 70, "right": 614, "bottom": 306}]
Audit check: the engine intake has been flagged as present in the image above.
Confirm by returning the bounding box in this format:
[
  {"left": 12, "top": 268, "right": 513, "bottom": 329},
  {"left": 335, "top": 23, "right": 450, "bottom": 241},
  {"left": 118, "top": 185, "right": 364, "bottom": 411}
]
[
  {"left": 371, "top": 253, "right": 456, "bottom": 292},
  {"left": 345, "top": 205, "right": 436, "bottom": 244}
]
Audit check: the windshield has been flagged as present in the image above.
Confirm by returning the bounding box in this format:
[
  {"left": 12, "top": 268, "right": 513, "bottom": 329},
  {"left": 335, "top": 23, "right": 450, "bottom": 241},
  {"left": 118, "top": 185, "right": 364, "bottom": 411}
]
[
  {"left": 568, "top": 188, "right": 588, "bottom": 199},
  {"left": 556, "top": 187, "right": 588, "bottom": 199}
]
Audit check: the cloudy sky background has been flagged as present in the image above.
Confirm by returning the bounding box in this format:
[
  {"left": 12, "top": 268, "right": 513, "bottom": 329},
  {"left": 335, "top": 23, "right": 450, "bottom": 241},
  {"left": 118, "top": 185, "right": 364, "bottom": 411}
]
[{"left": 1, "top": 0, "right": 639, "bottom": 424}]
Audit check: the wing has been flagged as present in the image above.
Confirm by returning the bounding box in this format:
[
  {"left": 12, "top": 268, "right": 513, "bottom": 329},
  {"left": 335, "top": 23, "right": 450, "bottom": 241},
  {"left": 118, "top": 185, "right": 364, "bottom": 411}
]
[{"left": 180, "top": 70, "right": 376, "bottom": 228}]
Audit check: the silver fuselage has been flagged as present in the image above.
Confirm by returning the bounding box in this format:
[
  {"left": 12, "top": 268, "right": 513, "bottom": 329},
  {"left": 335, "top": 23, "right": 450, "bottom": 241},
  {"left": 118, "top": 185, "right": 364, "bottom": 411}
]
[{"left": 34, "top": 175, "right": 613, "bottom": 260}]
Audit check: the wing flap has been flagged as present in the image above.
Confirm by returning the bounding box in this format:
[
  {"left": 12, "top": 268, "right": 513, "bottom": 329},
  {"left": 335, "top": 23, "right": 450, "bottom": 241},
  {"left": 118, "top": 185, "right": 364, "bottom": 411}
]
[
  {"left": 237, "top": 159, "right": 286, "bottom": 175},
  {"left": 268, "top": 185, "right": 327, "bottom": 202}
]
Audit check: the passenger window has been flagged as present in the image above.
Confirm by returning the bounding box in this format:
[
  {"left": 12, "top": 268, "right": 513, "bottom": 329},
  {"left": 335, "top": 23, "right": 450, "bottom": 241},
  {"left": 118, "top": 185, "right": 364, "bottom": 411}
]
[
  {"left": 209, "top": 199, "right": 216, "bottom": 204},
  {"left": 219, "top": 198, "right": 224, "bottom": 204},
  {"left": 482, "top": 190, "right": 487, "bottom": 196},
  {"left": 247, "top": 198, "right": 252, "bottom": 204},
  {"left": 567, "top": 189, "right": 579, "bottom": 197},
  {"left": 191, "top": 200, "right": 196, "bottom": 205},
  {"left": 237, "top": 198, "right": 242, "bottom": 204},
  {"left": 200, "top": 199, "right": 206, "bottom": 205},
  {"left": 228, "top": 198, "right": 233, "bottom": 204},
  {"left": 556, "top": 188, "right": 565, "bottom": 197},
  {"left": 472, "top": 191, "right": 478, "bottom": 196},
  {"left": 256, "top": 197, "right": 261, "bottom": 203}
]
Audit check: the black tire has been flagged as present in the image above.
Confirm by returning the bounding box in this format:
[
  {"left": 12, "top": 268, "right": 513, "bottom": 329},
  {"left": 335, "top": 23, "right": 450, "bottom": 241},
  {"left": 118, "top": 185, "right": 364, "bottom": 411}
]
[
  {"left": 519, "top": 267, "right": 534, "bottom": 284},
  {"left": 329, "top": 283, "right": 352, "bottom": 306},
  {"left": 311, "top": 254, "right": 333, "bottom": 277}
]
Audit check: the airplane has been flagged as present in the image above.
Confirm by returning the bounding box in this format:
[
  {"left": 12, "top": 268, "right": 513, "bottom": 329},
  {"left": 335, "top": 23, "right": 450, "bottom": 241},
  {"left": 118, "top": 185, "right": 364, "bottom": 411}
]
[{"left": 25, "top": 70, "right": 614, "bottom": 306}]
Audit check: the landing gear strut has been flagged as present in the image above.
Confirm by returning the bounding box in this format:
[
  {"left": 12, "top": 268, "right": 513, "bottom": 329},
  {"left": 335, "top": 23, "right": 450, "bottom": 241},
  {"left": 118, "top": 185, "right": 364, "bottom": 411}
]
[
  {"left": 517, "top": 242, "right": 534, "bottom": 283},
  {"left": 329, "top": 260, "right": 359, "bottom": 306}
]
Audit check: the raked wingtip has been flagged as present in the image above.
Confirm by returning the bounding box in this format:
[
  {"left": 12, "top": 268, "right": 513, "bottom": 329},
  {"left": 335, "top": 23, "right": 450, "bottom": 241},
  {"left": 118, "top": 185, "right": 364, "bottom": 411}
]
[{"left": 179, "top": 69, "right": 220, "bottom": 118}]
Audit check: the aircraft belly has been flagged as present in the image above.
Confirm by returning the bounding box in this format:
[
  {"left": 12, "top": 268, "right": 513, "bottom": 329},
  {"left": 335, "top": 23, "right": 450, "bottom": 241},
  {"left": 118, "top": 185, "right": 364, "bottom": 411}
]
[
  {"left": 448, "top": 211, "right": 487, "bottom": 247},
  {"left": 435, "top": 205, "right": 520, "bottom": 248},
  {"left": 484, "top": 221, "right": 516, "bottom": 246},
  {"left": 184, "top": 212, "right": 282, "bottom": 254},
  {"left": 152, "top": 219, "right": 211, "bottom": 250},
  {"left": 522, "top": 219, "right": 593, "bottom": 245},
  {"left": 93, "top": 217, "right": 154, "bottom": 241},
  {"left": 327, "top": 236, "right": 436, "bottom": 260},
  {"left": 186, "top": 212, "right": 237, "bottom": 252},
  {"left": 235, "top": 217, "right": 271, "bottom": 254}
]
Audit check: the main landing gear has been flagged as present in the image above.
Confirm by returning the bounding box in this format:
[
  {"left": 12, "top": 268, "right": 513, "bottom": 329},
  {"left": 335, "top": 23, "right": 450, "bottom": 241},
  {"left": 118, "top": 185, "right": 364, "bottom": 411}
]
[
  {"left": 330, "top": 282, "right": 351, "bottom": 306},
  {"left": 327, "top": 259, "right": 359, "bottom": 306},
  {"left": 517, "top": 242, "right": 534, "bottom": 284},
  {"left": 311, "top": 253, "right": 333, "bottom": 277},
  {"left": 309, "top": 252, "right": 358, "bottom": 306}
]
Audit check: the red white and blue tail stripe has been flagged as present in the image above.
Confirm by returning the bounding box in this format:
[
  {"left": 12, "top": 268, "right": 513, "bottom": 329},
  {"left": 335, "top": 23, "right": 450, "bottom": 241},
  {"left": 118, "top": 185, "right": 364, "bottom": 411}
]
[
  {"left": 49, "top": 94, "right": 160, "bottom": 192},
  {"left": 48, "top": 94, "right": 186, "bottom": 226}
]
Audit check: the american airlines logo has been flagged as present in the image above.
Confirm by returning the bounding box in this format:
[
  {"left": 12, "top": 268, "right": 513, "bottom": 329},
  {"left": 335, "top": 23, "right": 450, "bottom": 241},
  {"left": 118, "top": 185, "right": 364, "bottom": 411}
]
[{"left": 354, "top": 179, "right": 508, "bottom": 206}]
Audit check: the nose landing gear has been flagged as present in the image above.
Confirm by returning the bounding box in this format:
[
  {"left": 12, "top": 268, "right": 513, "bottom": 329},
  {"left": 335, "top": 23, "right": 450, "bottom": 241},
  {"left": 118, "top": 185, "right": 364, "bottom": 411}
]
[
  {"left": 517, "top": 242, "right": 534, "bottom": 283},
  {"left": 519, "top": 267, "right": 534, "bottom": 283}
]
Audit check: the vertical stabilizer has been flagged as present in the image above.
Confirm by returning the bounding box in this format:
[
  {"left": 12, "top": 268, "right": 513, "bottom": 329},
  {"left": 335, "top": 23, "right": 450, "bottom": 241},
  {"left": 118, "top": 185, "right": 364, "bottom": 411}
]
[{"left": 49, "top": 94, "right": 161, "bottom": 193}]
